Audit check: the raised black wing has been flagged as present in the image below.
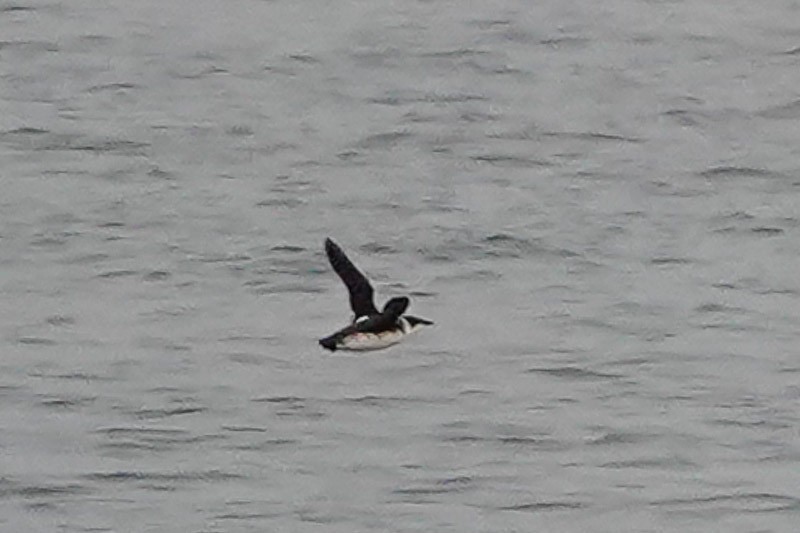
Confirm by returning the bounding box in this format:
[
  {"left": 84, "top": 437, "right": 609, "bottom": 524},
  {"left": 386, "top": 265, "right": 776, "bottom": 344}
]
[
  {"left": 325, "top": 238, "right": 379, "bottom": 318},
  {"left": 382, "top": 297, "right": 409, "bottom": 319}
]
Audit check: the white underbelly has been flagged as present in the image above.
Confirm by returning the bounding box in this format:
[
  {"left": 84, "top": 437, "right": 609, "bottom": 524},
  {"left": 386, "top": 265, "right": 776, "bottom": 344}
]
[{"left": 340, "top": 330, "right": 405, "bottom": 351}]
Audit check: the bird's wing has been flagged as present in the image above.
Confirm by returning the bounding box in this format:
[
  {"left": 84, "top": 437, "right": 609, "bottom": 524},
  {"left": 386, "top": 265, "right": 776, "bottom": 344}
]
[
  {"left": 325, "top": 238, "right": 379, "bottom": 318},
  {"left": 381, "top": 297, "right": 409, "bottom": 320}
]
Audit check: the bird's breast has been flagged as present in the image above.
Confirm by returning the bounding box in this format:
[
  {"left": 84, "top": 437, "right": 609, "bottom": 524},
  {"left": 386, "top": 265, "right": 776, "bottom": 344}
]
[{"left": 340, "top": 328, "right": 405, "bottom": 351}]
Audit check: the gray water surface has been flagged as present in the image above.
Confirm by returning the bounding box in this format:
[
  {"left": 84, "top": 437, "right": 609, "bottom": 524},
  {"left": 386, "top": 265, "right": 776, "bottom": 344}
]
[{"left": 2, "top": 1, "right": 800, "bottom": 531}]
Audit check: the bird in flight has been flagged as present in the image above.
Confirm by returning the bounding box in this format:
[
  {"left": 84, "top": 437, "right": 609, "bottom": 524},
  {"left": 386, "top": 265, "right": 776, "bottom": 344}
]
[{"left": 319, "top": 238, "right": 432, "bottom": 352}]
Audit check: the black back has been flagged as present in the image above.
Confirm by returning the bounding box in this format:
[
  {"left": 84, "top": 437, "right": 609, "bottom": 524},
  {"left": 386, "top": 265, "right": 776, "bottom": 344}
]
[
  {"left": 322, "top": 311, "right": 401, "bottom": 347},
  {"left": 325, "top": 238, "right": 379, "bottom": 318},
  {"left": 336, "top": 297, "right": 410, "bottom": 338}
]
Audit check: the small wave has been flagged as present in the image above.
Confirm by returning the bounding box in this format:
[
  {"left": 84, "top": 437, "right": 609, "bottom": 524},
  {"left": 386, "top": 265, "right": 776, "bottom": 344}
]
[
  {"left": 255, "top": 197, "right": 306, "bottom": 208},
  {"left": 287, "top": 53, "right": 320, "bottom": 64},
  {"left": 143, "top": 270, "right": 171, "bottom": 281},
  {"left": 227, "top": 352, "right": 265, "bottom": 366},
  {"left": 226, "top": 124, "right": 253, "bottom": 137},
  {"left": 0, "top": 5, "right": 36, "bottom": 13},
  {"left": 248, "top": 283, "right": 326, "bottom": 295},
  {"left": 0, "top": 39, "right": 56, "bottom": 51},
  {"left": 652, "top": 492, "right": 800, "bottom": 513},
  {"left": 369, "top": 91, "right": 488, "bottom": 106},
  {"left": 527, "top": 366, "right": 622, "bottom": 380},
  {"left": 497, "top": 436, "right": 560, "bottom": 449},
  {"left": 601, "top": 456, "right": 696, "bottom": 469},
  {"left": 85, "top": 470, "right": 242, "bottom": 483},
  {"left": 698, "top": 166, "right": 782, "bottom": 179},
  {"left": 191, "top": 252, "right": 251, "bottom": 264},
  {"left": 228, "top": 439, "right": 299, "bottom": 451},
  {"left": 470, "top": 153, "right": 551, "bottom": 167},
  {"left": 540, "top": 36, "right": 591, "bottom": 49},
  {"left": 662, "top": 108, "right": 704, "bottom": 127},
  {"left": 222, "top": 425, "right": 267, "bottom": 433},
  {"left": 751, "top": 226, "right": 784, "bottom": 235},
  {"left": 270, "top": 244, "right": 305, "bottom": 253},
  {"left": 438, "top": 432, "right": 487, "bottom": 443},
  {"left": 587, "top": 431, "right": 651, "bottom": 446},
  {"left": 30, "top": 371, "right": 115, "bottom": 381},
  {"left": 433, "top": 269, "right": 501, "bottom": 282},
  {"left": 252, "top": 395, "right": 305, "bottom": 404},
  {"left": 7, "top": 482, "right": 90, "bottom": 498},
  {"left": 3, "top": 126, "right": 48, "bottom": 135},
  {"left": 339, "top": 394, "right": 445, "bottom": 406},
  {"left": 130, "top": 406, "right": 207, "bottom": 420},
  {"left": 97, "top": 269, "right": 139, "bottom": 279},
  {"left": 391, "top": 476, "right": 475, "bottom": 503},
  {"left": 357, "top": 130, "right": 412, "bottom": 149},
  {"left": 17, "top": 336, "right": 57, "bottom": 346},
  {"left": 359, "top": 241, "right": 398, "bottom": 254},
  {"left": 498, "top": 501, "right": 584, "bottom": 512},
  {"left": 393, "top": 486, "right": 455, "bottom": 496},
  {"left": 650, "top": 256, "right": 692, "bottom": 265},
  {"left": 694, "top": 303, "right": 748, "bottom": 314},
  {"left": 86, "top": 82, "right": 137, "bottom": 93},
  {"left": 758, "top": 99, "right": 800, "bottom": 119},
  {"left": 419, "top": 48, "right": 489, "bottom": 59},
  {"left": 214, "top": 511, "right": 282, "bottom": 521},
  {"left": 421, "top": 232, "right": 573, "bottom": 264},
  {"left": 39, "top": 395, "right": 96, "bottom": 409},
  {"left": 95, "top": 426, "right": 189, "bottom": 436},
  {"left": 40, "top": 138, "right": 149, "bottom": 155},
  {"left": 541, "top": 130, "right": 641, "bottom": 143}
]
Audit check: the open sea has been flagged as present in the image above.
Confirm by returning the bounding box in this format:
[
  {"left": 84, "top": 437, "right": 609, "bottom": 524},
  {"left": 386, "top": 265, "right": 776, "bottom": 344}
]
[{"left": 2, "top": 1, "right": 800, "bottom": 531}]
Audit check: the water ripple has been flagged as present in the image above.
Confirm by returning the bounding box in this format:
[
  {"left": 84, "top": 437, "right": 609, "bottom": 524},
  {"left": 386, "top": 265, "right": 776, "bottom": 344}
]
[
  {"left": 653, "top": 492, "right": 800, "bottom": 513},
  {"left": 498, "top": 501, "right": 585, "bottom": 512},
  {"left": 85, "top": 470, "right": 242, "bottom": 484},
  {"left": 527, "top": 366, "right": 623, "bottom": 381}
]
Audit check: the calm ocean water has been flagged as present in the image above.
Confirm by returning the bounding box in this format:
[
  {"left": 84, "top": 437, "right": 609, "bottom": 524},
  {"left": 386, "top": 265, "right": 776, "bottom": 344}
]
[{"left": 2, "top": 1, "right": 800, "bottom": 531}]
